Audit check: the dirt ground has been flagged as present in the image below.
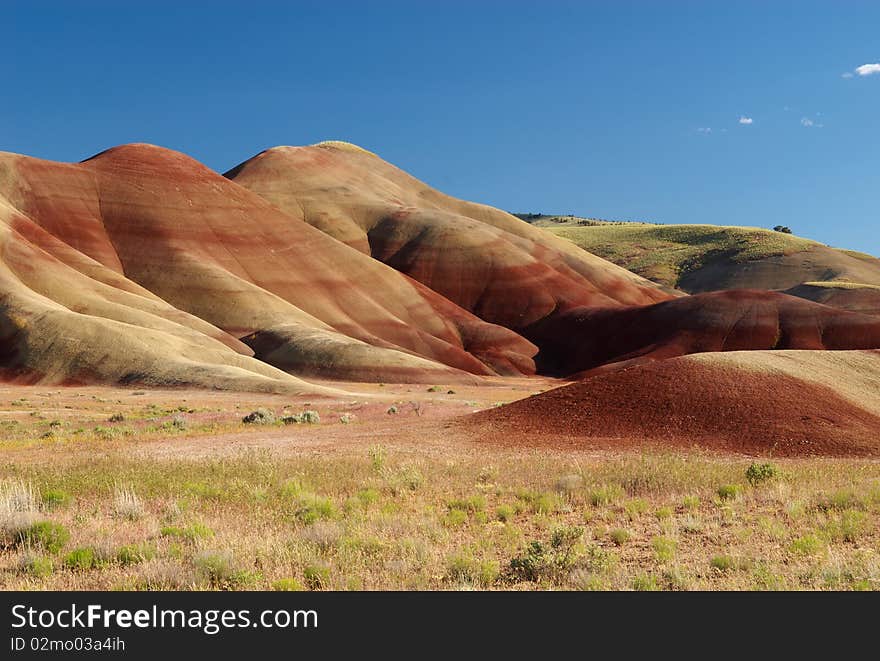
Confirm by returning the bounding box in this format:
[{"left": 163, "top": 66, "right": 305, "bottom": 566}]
[{"left": 0, "top": 377, "right": 562, "bottom": 462}]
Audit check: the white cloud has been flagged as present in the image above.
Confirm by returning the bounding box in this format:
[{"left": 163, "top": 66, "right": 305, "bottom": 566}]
[
  {"left": 738, "top": 116, "right": 753, "bottom": 125},
  {"left": 800, "top": 117, "right": 823, "bottom": 128},
  {"left": 856, "top": 63, "right": 880, "bottom": 76},
  {"left": 696, "top": 127, "right": 712, "bottom": 134}
]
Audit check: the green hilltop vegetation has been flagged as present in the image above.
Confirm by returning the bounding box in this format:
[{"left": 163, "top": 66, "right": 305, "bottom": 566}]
[{"left": 516, "top": 213, "right": 880, "bottom": 293}]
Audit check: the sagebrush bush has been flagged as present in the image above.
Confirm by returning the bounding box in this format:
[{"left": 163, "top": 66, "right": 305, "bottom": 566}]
[
  {"left": 504, "top": 527, "right": 583, "bottom": 583},
  {"left": 113, "top": 484, "right": 145, "bottom": 520},
  {"left": 242, "top": 409, "right": 275, "bottom": 425},
  {"left": 282, "top": 410, "right": 320, "bottom": 425}
]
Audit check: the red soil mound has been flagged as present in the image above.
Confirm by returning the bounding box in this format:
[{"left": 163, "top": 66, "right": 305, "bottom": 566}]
[
  {"left": 466, "top": 354, "right": 880, "bottom": 456},
  {"left": 528, "top": 289, "right": 880, "bottom": 375}
]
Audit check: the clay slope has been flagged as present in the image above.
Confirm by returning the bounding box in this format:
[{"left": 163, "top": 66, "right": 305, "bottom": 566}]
[
  {"left": 466, "top": 350, "right": 880, "bottom": 456},
  {"left": 783, "top": 282, "right": 880, "bottom": 317},
  {"left": 0, "top": 144, "right": 538, "bottom": 389},
  {"left": 225, "top": 142, "right": 674, "bottom": 334},
  {"left": 528, "top": 289, "right": 880, "bottom": 375}
]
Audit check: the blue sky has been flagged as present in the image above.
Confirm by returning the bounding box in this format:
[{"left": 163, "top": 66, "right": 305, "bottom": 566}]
[{"left": 5, "top": 1, "right": 879, "bottom": 255}]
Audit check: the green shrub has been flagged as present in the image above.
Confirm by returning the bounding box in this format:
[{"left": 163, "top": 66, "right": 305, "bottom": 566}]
[
  {"left": 504, "top": 527, "right": 582, "bottom": 583},
  {"left": 682, "top": 495, "right": 701, "bottom": 510},
  {"left": 294, "top": 495, "right": 336, "bottom": 525},
  {"left": 193, "top": 550, "right": 257, "bottom": 590},
  {"left": 624, "top": 498, "right": 649, "bottom": 518},
  {"left": 505, "top": 541, "right": 547, "bottom": 583},
  {"left": 368, "top": 446, "right": 386, "bottom": 472},
  {"left": 789, "top": 534, "right": 824, "bottom": 556},
  {"left": 108, "top": 413, "right": 125, "bottom": 423},
  {"left": 444, "top": 509, "right": 468, "bottom": 526},
  {"left": 516, "top": 490, "right": 561, "bottom": 514},
  {"left": 41, "top": 489, "right": 71, "bottom": 510},
  {"left": 18, "top": 521, "right": 69, "bottom": 554},
  {"left": 304, "top": 564, "right": 331, "bottom": 590},
  {"left": 446, "top": 553, "right": 499, "bottom": 587},
  {"left": 632, "top": 573, "right": 661, "bottom": 591},
  {"left": 823, "top": 510, "right": 867, "bottom": 543},
  {"left": 116, "top": 543, "right": 157, "bottom": 566},
  {"left": 815, "top": 490, "right": 863, "bottom": 512},
  {"left": 272, "top": 578, "right": 302, "bottom": 591},
  {"left": 609, "top": 528, "right": 631, "bottom": 546},
  {"left": 20, "top": 554, "right": 53, "bottom": 578},
  {"left": 64, "top": 548, "right": 96, "bottom": 571},
  {"left": 447, "top": 495, "right": 486, "bottom": 513},
  {"left": 589, "top": 485, "right": 623, "bottom": 507},
  {"left": 496, "top": 504, "right": 515, "bottom": 522},
  {"left": 716, "top": 484, "right": 741, "bottom": 501},
  {"left": 746, "top": 463, "right": 778, "bottom": 486},
  {"left": 710, "top": 555, "right": 736, "bottom": 572},
  {"left": 356, "top": 488, "right": 379, "bottom": 508},
  {"left": 652, "top": 536, "right": 676, "bottom": 563}
]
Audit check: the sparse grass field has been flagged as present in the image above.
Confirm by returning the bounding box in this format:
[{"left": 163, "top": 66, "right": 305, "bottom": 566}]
[
  {"left": 2, "top": 386, "right": 880, "bottom": 591},
  {"left": 550, "top": 223, "right": 820, "bottom": 288}
]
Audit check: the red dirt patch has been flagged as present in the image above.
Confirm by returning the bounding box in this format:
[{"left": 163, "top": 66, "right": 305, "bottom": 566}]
[{"left": 464, "top": 357, "right": 880, "bottom": 456}]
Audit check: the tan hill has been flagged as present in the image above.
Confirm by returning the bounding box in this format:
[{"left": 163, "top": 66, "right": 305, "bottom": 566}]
[
  {"left": 466, "top": 350, "right": 880, "bottom": 456},
  {"left": 543, "top": 220, "right": 880, "bottom": 302}
]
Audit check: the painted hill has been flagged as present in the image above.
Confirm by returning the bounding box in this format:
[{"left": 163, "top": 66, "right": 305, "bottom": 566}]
[
  {"left": 467, "top": 350, "right": 880, "bottom": 456},
  {"left": 1, "top": 142, "right": 880, "bottom": 391},
  {"left": 228, "top": 143, "right": 880, "bottom": 374},
  {"left": 225, "top": 143, "right": 676, "bottom": 332},
  {"left": 528, "top": 289, "right": 880, "bottom": 375},
  {"left": 540, "top": 219, "right": 880, "bottom": 303},
  {"left": 0, "top": 144, "right": 539, "bottom": 390}
]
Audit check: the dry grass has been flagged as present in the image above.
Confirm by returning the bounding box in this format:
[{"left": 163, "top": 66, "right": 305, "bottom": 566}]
[
  {"left": 549, "top": 223, "right": 821, "bottom": 288},
  {"left": 1, "top": 447, "right": 879, "bottom": 591}
]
